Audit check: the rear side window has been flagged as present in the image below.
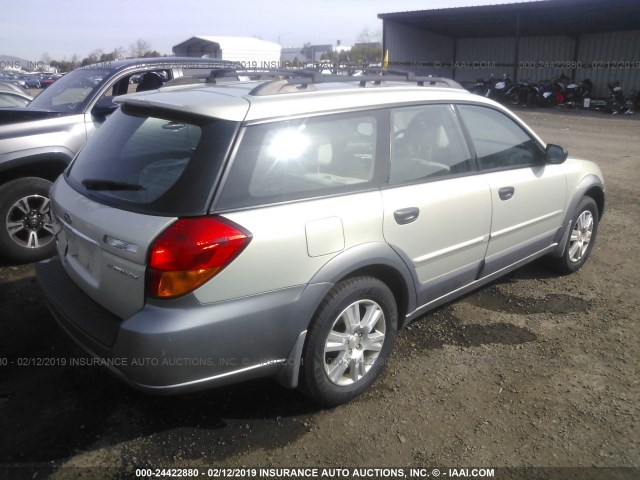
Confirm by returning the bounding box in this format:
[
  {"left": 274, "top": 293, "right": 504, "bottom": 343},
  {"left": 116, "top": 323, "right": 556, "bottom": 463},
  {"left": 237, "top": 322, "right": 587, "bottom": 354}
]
[
  {"left": 217, "top": 111, "right": 381, "bottom": 209},
  {"left": 390, "top": 104, "right": 473, "bottom": 184},
  {"left": 457, "top": 105, "right": 544, "bottom": 170},
  {"left": 67, "top": 107, "right": 238, "bottom": 216}
]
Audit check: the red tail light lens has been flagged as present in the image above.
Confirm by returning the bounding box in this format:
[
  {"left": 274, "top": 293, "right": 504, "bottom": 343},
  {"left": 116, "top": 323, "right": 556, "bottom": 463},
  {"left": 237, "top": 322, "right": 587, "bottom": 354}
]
[{"left": 148, "top": 216, "right": 251, "bottom": 298}]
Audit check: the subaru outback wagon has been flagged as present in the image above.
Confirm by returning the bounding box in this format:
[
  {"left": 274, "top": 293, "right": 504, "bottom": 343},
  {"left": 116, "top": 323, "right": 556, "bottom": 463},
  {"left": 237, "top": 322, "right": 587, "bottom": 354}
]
[{"left": 37, "top": 72, "right": 604, "bottom": 406}]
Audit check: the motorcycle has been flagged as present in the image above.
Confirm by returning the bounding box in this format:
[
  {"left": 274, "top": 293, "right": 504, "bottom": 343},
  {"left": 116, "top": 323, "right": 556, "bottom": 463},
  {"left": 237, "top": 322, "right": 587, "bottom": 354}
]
[
  {"left": 527, "top": 78, "right": 564, "bottom": 108},
  {"left": 607, "top": 81, "right": 633, "bottom": 114},
  {"left": 471, "top": 74, "right": 512, "bottom": 102},
  {"left": 470, "top": 77, "right": 492, "bottom": 97},
  {"left": 565, "top": 79, "right": 593, "bottom": 107},
  {"left": 504, "top": 80, "right": 533, "bottom": 106}
]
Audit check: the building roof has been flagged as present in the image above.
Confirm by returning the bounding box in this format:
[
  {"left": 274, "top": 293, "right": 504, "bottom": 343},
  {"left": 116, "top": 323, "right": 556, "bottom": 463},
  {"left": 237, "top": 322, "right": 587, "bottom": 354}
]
[
  {"left": 172, "top": 36, "right": 281, "bottom": 57},
  {"left": 378, "top": 0, "right": 640, "bottom": 38}
]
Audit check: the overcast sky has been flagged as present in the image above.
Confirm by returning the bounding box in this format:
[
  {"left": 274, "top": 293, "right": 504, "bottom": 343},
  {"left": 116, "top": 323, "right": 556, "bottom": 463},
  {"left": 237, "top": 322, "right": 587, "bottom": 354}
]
[{"left": 2, "top": 0, "right": 525, "bottom": 61}]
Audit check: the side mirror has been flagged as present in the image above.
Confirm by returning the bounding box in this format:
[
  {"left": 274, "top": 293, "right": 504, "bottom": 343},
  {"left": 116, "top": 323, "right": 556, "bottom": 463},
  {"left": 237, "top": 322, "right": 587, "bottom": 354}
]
[
  {"left": 91, "top": 96, "right": 119, "bottom": 121},
  {"left": 545, "top": 144, "right": 568, "bottom": 164}
]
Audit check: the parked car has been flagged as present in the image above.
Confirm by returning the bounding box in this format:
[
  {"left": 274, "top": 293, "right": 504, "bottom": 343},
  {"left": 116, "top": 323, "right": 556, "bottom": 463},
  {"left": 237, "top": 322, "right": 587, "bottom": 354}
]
[
  {"left": 37, "top": 72, "right": 605, "bottom": 406},
  {"left": 40, "top": 74, "right": 62, "bottom": 88},
  {"left": 0, "top": 57, "right": 235, "bottom": 263},
  {"left": 11, "top": 77, "right": 27, "bottom": 89},
  {"left": 0, "top": 79, "right": 31, "bottom": 95},
  {"left": 0, "top": 85, "right": 32, "bottom": 107},
  {"left": 22, "top": 75, "right": 42, "bottom": 89}
]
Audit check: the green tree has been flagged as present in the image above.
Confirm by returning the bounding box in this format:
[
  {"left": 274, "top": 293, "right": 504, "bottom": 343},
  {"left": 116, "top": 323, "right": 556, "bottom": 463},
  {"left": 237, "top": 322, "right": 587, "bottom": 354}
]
[
  {"left": 81, "top": 49, "right": 103, "bottom": 66},
  {"left": 129, "top": 38, "right": 152, "bottom": 58},
  {"left": 300, "top": 42, "right": 312, "bottom": 61},
  {"left": 142, "top": 50, "right": 162, "bottom": 58},
  {"left": 350, "top": 44, "right": 382, "bottom": 66},
  {"left": 350, "top": 27, "right": 382, "bottom": 66}
]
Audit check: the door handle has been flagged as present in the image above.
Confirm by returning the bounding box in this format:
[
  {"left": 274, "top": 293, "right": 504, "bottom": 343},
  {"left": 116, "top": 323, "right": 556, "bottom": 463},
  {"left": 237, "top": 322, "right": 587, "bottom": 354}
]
[
  {"left": 394, "top": 207, "right": 420, "bottom": 225},
  {"left": 498, "top": 186, "right": 515, "bottom": 200}
]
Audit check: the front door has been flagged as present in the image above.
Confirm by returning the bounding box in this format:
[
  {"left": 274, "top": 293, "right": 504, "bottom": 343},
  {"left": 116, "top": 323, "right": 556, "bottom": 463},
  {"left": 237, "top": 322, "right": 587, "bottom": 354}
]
[
  {"left": 456, "top": 105, "right": 566, "bottom": 275},
  {"left": 381, "top": 104, "right": 492, "bottom": 306}
]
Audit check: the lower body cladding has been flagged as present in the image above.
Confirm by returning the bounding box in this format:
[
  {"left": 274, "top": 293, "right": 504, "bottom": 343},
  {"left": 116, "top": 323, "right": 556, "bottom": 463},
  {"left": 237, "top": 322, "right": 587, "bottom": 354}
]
[{"left": 36, "top": 258, "right": 330, "bottom": 394}]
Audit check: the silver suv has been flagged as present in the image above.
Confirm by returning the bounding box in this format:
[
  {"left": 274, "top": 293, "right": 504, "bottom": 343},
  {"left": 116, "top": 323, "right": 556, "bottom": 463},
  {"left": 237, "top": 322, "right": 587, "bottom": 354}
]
[
  {"left": 0, "top": 57, "right": 232, "bottom": 263},
  {"left": 37, "top": 72, "right": 605, "bottom": 406}
]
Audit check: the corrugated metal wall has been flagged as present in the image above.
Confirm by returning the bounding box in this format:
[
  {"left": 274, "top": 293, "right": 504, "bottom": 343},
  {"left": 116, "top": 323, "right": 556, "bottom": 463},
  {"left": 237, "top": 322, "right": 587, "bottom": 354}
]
[
  {"left": 577, "top": 30, "right": 640, "bottom": 97},
  {"left": 518, "top": 36, "right": 575, "bottom": 86},
  {"left": 454, "top": 37, "right": 514, "bottom": 84},
  {"left": 384, "top": 20, "right": 640, "bottom": 98},
  {"left": 384, "top": 20, "right": 454, "bottom": 77}
]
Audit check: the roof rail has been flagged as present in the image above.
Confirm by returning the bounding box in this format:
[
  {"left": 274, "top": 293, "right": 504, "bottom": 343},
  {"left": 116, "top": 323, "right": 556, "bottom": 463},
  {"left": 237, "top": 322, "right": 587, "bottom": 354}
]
[
  {"left": 163, "top": 67, "right": 464, "bottom": 95},
  {"left": 162, "top": 67, "right": 319, "bottom": 89},
  {"left": 162, "top": 68, "right": 249, "bottom": 88},
  {"left": 248, "top": 70, "right": 464, "bottom": 96}
]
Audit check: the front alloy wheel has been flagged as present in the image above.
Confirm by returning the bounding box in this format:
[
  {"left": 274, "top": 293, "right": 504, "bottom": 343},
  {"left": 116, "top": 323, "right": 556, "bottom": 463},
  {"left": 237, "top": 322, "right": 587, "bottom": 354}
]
[
  {"left": 568, "top": 210, "right": 594, "bottom": 263},
  {"left": 545, "top": 196, "right": 599, "bottom": 274},
  {"left": 301, "top": 276, "right": 397, "bottom": 406}
]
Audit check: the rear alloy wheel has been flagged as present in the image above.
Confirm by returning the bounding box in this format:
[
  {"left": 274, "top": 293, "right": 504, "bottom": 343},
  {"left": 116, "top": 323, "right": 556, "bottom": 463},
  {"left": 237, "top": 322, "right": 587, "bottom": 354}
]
[
  {"left": 546, "top": 196, "right": 599, "bottom": 274},
  {"left": 301, "top": 276, "right": 397, "bottom": 406},
  {"left": 0, "top": 177, "right": 56, "bottom": 263}
]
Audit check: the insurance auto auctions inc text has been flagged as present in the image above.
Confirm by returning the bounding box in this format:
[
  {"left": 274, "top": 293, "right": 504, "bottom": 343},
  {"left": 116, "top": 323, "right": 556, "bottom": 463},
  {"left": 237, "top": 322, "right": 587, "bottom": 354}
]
[{"left": 162, "top": 467, "right": 496, "bottom": 478}]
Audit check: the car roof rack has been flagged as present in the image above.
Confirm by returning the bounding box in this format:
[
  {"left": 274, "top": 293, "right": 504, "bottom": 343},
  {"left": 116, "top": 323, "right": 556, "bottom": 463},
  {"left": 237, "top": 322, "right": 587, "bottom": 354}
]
[
  {"left": 247, "top": 69, "right": 465, "bottom": 96},
  {"left": 162, "top": 67, "right": 464, "bottom": 95},
  {"left": 162, "top": 68, "right": 250, "bottom": 87},
  {"left": 162, "top": 67, "right": 313, "bottom": 89}
]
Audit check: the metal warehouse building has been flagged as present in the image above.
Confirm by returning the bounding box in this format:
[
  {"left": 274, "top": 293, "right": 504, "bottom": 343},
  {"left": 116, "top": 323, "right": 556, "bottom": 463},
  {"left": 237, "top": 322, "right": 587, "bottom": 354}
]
[
  {"left": 172, "top": 36, "right": 281, "bottom": 66},
  {"left": 378, "top": 0, "right": 640, "bottom": 97}
]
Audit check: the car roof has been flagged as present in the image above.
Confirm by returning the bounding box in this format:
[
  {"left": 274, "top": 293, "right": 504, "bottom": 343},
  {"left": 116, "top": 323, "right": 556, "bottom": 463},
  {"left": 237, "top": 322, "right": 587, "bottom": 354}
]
[
  {"left": 116, "top": 75, "right": 499, "bottom": 122},
  {"left": 0, "top": 80, "right": 29, "bottom": 95},
  {"left": 81, "top": 57, "right": 238, "bottom": 73}
]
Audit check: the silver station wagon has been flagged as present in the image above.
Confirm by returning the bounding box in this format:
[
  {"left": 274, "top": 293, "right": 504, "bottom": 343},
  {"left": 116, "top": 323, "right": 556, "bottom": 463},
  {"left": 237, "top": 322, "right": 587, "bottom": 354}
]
[{"left": 37, "top": 72, "right": 604, "bottom": 406}]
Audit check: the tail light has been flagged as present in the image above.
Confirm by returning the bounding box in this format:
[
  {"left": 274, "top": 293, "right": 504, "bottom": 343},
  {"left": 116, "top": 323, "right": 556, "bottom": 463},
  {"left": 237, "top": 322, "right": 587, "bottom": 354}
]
[{"left": 148, "top": 216, "right": 251, "bottom": 298}]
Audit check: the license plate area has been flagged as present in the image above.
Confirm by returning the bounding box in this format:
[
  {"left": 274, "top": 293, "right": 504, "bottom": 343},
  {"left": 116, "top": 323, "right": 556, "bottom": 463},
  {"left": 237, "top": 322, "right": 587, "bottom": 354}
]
[{"left": 56, "top": 214, "right": 99, "bottom": 276}]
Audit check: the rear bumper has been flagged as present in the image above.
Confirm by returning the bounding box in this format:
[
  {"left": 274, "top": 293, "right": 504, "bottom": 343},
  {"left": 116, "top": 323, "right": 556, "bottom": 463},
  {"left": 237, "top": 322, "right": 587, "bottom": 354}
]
[{"left": 36, "top": 258, "right": 328, "bottom": 394}]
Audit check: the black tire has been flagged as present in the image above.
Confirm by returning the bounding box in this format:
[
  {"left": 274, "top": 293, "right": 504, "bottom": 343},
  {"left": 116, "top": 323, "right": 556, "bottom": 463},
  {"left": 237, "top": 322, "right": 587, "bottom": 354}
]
[
  {"left": 300, "top": 276, "right": 397, "bottom": 406},
  {"left": 508, "top": 92, "right": 521, "bottom": 105},
  {"left": 0, "top": 177, "right": 56, "bottom": 264},
  {"left": 545, "top": 196, "right": 599, "bottom": 275}
]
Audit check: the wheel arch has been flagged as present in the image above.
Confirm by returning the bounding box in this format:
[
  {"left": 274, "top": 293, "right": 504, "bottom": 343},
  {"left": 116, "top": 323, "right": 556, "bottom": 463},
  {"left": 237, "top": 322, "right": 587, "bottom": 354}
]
[
  {"left": 341, "top": 264, "right": 410, "bottom": 328},
  {"left": 584, "top": 185, "right": 605, "bottom": 220},
  {"left": 0, "top": 152, "right": 71, "bottom": 185},
  {"left": 276, "top": 243, "right": 418, "bottom": 390},
  {"left": 307, "top": 242, "right": 417, "bottom": 324},
  {"left": 551, "top": 174, "right": 605, "bottom": 258}
]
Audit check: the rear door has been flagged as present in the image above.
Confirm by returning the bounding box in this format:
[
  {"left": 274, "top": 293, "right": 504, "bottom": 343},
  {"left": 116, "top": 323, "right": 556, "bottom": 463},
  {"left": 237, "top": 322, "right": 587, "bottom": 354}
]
[
  {"left": 456, "top": 104, "right": 566, "bottom": 275},
  {"left": 209, "top": 109, "right": 387, "bottom": 303},
  {"left": 380, "top": 104, "right": 492, "bottom": 305}
]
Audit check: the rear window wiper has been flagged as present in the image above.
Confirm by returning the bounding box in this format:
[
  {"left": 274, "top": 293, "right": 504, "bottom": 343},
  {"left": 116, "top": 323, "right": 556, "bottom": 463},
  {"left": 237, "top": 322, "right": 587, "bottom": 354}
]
[{"left": 82, "top": 179, "right": 146, "bottom": 191}]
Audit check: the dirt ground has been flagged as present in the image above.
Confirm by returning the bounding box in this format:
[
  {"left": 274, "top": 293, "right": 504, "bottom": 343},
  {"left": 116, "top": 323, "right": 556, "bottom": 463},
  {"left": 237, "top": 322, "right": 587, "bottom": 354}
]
[{"left": 0, "top": 108, "right": 638, "bottom": 480}]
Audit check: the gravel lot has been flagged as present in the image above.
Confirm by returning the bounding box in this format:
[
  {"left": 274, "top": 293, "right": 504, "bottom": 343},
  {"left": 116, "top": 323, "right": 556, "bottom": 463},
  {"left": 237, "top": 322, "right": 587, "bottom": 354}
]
[{"left": 0, "top": 107, "right": 638, "bottom": 480}]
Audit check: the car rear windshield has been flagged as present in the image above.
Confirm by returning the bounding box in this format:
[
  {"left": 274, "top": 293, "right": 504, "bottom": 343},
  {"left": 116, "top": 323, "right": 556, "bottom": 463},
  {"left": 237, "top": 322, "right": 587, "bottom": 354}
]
[{"left": 66, "top": 106, "right": 238, "bottom": 216}]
